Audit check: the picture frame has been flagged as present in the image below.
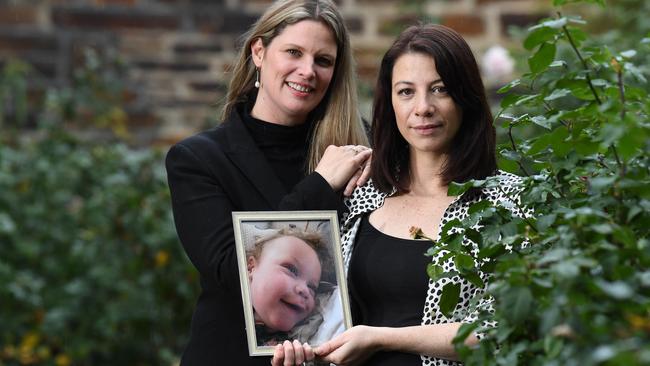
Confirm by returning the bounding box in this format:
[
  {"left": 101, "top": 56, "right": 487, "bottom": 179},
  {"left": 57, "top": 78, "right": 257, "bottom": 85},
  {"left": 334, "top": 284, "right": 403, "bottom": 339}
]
[{"left": 232, "top": 210, "right": 352, "bottom": 356}]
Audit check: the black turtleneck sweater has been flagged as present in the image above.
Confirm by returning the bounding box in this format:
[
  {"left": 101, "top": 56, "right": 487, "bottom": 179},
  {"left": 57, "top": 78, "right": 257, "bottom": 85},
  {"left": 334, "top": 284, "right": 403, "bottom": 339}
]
[{"left": 242, "top": 109, "right": 312, "bottom": 192}]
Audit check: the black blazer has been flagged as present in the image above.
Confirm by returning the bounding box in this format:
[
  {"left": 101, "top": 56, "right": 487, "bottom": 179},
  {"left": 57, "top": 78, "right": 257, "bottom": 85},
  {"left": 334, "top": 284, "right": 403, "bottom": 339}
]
[{"left": 165, "top": 107, "right": 340, "bottom": 365}]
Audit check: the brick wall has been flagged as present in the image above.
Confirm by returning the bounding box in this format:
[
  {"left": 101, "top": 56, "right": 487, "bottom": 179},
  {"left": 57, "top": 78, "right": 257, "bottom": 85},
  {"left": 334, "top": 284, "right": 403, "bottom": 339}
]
[{"left": 0, "top": 0, "right": 550, "bottom": 145}]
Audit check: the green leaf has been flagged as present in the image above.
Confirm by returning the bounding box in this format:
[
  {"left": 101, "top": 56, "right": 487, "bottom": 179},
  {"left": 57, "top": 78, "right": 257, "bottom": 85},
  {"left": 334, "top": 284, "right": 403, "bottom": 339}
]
[
  {"left": 453, "top": 322, "right": 479, "bottom": 344},
  {"left": 566, "top": 26, "right": 588, "bottom": 47},
  {"left": 463, "top": 271, "right": 485, "bottom": 288},
  {"left": 0, "top": 213, "right": 16, "bottom": 234},
  {"left": 497, "top": 157, "right": 519, "bottom": 174},
  {"left": 496, "top": 79, "right": 521, "bottom": 94},
  {"left": 536, "top": 214, "right": 557, "bottom": 231},
  {"left": 551, "top": 260, "right": 580, "bottom": 278},
  {"left": 531, "top": 115, "right": 552, "bottom": 130},
  {"left": 544, "top": 88, "right": 571, "bottom": 101},
  {"left": 617, "top": 126, "right": 645, "bottom": 159},
  {"left": 445, "top": 233, "right": 464, "bottom": 252},
  {"left": 620, "top": 49, "right": 636, "bottom": 58},
  {"left": 439, "top": 282, "right": 461, "bottom": 317},
  {"left": 465, "top": 228, "right": 483, "bottom": 247},
  {"left": 595, "top": 280, "right": 633, "bottom": 299},
  {"left": 500, "top": 93, "right": 524, "bottom": 109},
  {"left": 589, "top": 176, "right": 617, "bottom": 192},
  {"left": 548, "top": 127, "right": 571, "bottom": 156},
  {"left": 524, "top": 26, "right": 557, "bottom": 50},
  {"left": 536, "top": 17, "right": 568, "bottom": 30},
  {"left": 427, "top": 264, "right": 445, "bottom": 281},
  {"left": 448, "top": 181, "right": 473, "bottom": 196},
  {"left": 549, "top": 60, "right": 568, "bottom": 68},
  {"left": 527, "top": 134, "right": 552, "bottom": 155},
  {"left": 500, "top": 221, "right": 519, "bottom": 237},
  {"left": 440, "top": 219, "right": 463, "bottom": 236},
  {"left": 612, "top": 226, "right": 636, "bottom": 247},
  {"left": 590, "top": 223, "right": 613, "bottom": 234},
  {"left": 528, "top": 42, "right": 556, "bottom": 74},
  {"left": 544, "top": 336, "right": 564, "bottom": 358},
  {"left": 468, "top": 200, "right": 492, "bottom": 215},
  {"left": 502, "top": 287, "right": 533, "bottom": 324},
  {"left": 479, "top": 243, "right": 506, "bottom": 260},
  {"left": 454, "top": 253, "right": 475, "bottom": 271},
  {"left": 515, "top": 94, "right": 541, "bottom": 106}
]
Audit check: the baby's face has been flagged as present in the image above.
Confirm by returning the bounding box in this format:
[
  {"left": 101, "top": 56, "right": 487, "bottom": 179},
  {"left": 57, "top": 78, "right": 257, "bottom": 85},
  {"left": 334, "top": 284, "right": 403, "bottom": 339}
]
[{"left": 248, "top": 236, "right": 322, "bottom": 332}]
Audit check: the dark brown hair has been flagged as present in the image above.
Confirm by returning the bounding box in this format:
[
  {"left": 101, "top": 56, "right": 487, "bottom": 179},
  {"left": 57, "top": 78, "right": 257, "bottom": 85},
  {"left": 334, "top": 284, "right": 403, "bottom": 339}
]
[{"left": 371, "top": 24, "right": 496, "bottom": 194}]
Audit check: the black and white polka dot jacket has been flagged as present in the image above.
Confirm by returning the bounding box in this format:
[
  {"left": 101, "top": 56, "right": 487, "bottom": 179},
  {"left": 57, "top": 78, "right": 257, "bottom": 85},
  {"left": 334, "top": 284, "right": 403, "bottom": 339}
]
[{"left": 339, "top": 171, "right": 525, "bottom": 366}]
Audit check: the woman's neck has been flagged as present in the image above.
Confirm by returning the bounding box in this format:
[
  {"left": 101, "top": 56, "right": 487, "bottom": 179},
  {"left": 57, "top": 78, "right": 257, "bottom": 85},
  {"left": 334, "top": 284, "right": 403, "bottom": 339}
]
[{"left": 406, "top": 149, "right": 448, "bottom": 197}]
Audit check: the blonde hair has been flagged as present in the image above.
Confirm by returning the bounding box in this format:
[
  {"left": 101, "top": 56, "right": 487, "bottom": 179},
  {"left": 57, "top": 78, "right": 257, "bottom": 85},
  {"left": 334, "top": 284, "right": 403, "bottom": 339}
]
[{"left": 222, "top": 0, "right": 369, "bottom": 172}]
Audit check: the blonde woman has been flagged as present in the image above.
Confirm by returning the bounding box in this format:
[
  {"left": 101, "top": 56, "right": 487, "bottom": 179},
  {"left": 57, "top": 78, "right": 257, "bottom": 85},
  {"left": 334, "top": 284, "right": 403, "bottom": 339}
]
[{"left": 165, "top": 0, "right": 370, "bottom": 364}]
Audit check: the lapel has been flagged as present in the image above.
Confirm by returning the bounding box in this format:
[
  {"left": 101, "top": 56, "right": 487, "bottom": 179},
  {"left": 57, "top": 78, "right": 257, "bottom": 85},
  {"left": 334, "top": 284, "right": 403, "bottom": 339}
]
[{"left": 218, "top": 108, "right": 288, "bottom": 208}]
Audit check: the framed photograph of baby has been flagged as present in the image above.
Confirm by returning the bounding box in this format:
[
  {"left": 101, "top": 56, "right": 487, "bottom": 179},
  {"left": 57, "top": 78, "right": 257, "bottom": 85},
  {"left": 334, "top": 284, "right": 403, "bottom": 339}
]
[{"left": 232, "top": 211, "right": 353, "bottom": 356}]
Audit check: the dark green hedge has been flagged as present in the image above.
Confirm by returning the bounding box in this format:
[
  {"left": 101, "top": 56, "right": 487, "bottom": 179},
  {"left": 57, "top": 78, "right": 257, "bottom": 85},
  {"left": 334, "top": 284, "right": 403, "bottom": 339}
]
[{"left": 0, "top": 130, "right": 198, "bottom": 365}]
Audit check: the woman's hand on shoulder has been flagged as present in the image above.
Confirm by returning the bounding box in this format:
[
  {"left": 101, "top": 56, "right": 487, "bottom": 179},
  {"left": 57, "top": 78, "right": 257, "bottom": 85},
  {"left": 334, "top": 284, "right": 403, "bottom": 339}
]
[
  {"left": 315, "top": 145, "right": 372, "bottom": 196},
  {"left": 314, "top": 325, "right": 382, "bottom": 366},
  {"left": 271, "top": 340, "right": 315, "bottom": 366}
]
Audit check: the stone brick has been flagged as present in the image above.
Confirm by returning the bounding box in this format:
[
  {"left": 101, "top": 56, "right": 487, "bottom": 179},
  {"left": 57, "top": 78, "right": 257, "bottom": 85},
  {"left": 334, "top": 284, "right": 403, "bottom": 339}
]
[
  {"left": 356, "top": 61, "right": 379, "bottom": 84},
  {"left": 132, "top": 60, "right": 209, "bottom": 72},
  {"left": 220, "top": 10, "right": 259, "bottom": 34},
  {"left": 52, "top": 6, "right": 180, "bottom": 30},
  {"left": 345, "top": 16, "right": 363, "bottom": 34},
  {"left": 93, "top": 0, "right": 139, "bottom": 5},
  {"left": 125, "top": 111, "right": 158, "bottom": 127},
  {"left": 442, "top": 14, "right": 486, "bottom": 36},
  {"left": 358, "top": 0, "right": 406, "bottom": 3},
  {"left": 173, "top": 43, "right": 223, "bottom": 55},
  {"left": 21, "top": 56, "right": 58, "bottom": 79},
  {"left": 0, "top": 5, "right": 39, "bottom": 25},
  {"left": 353, "top": 46, "right": 384, "bottom": 82},
  {"left": 64, "top": 35, "right": 120, "bottom": 80},
  {"left": 189, "top": 0, "right": 225, "bottom": 4},
  {"left": 378, "top": 14, "right": 421, "bottom": 37},
  {"left": 500, "top": 13, "right": 547, "bottom": 36},
  {"left": 0, "top": 31, "right": 58, "bottom": 53},
  {"left": 189, "top": 80, "right": 227, "bottom": 93},
  {"left": 118, "top": 33, "right": 166, "bottom": 58}
]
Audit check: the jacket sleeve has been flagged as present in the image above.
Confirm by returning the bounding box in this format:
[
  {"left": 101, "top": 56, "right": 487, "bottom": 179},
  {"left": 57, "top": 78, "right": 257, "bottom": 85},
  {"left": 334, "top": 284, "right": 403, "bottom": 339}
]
[
  {"left": 166, "top": 142, "right": 241, "bottom": 291},
  {"left": 278, "top": 172, "right": 346, "bottom": 216},
  {"left": 166, "top": 142, "right": 345, "bottom": 290}
]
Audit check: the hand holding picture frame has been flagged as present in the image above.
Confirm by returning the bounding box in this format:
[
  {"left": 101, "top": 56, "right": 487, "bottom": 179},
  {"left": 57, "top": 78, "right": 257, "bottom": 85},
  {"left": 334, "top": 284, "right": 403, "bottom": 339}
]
[{"left": 232, "top": 210, "right": 353, "bottom": 356}]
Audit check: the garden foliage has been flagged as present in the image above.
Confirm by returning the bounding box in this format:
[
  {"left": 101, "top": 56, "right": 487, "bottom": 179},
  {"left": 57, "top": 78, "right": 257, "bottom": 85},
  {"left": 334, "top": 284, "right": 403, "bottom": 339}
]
[
  {"left": 0, "top": 55, "right": 197, "bottom": 365},
  {"left": 421, "top": 0, "right": 650, "bottom": 364}
]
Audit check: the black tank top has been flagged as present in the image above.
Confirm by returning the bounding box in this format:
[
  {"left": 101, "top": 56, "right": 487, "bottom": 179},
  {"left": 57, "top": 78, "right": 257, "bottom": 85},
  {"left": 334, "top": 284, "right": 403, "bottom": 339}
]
[{"left": 348, "top": 214, "right": 432, "bottom": 365}]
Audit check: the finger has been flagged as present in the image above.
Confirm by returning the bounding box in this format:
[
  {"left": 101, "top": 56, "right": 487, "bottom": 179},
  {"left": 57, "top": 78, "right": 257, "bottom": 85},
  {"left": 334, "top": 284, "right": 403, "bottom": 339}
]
[
  {"left": 343, "top": 169, "right": 362, "bottom": 196},
  {"left": 314, "top": 336, "right": 342, "bottom": 357},
  {"left": 271, "top": 344, "right": 284, "bottom": 366},
  {"left": 283, "top": 340, "right": 294, "bottom": 366},
  {"left": 356, "top": 159, "right": 372, "bottom": 187},
  {"left": 303, "top": 343, "right": 315, "bottom": 361},
  {"left": 292, "top": 340, "right": 305, "bottom": 365},
  {"left": 353, "top": 149, "right": 372, "bottom": 164}
]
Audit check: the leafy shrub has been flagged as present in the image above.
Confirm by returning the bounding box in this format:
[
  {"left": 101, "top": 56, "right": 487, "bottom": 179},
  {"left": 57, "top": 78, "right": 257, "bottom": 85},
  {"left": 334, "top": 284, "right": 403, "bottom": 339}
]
[
  {"left": 0, "top": 57, "right": 198, "bottom": 365},
  {"left": 421, "top": 0, "right": 650, "bottom": 364}
]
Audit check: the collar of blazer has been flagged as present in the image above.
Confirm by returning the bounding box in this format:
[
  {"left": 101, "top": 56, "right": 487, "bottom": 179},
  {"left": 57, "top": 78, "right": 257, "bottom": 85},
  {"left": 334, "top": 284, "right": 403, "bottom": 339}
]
[{"left": 217, "top": 107, "right": 288, "bottom": 209}]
